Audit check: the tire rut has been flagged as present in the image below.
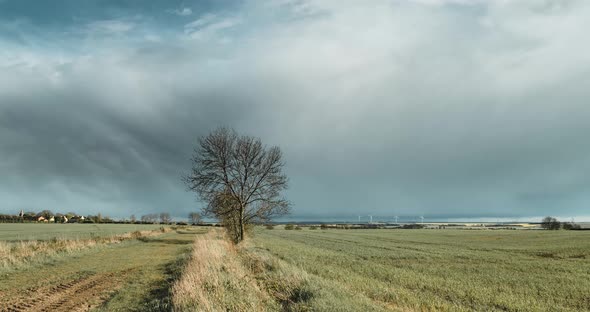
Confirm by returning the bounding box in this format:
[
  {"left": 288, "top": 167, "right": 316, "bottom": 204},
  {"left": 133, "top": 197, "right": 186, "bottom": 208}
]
[{"left": 1, "top": 268, "right": 134, "bottom": 312}]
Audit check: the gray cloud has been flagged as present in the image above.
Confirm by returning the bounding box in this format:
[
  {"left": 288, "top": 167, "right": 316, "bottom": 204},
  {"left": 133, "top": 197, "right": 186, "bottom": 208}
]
[
  {"left": 1, "top": 0, "right": 590, "bottom": 220},
  {"left": 169, "top": 8, "right": 193, "bottom": 17}
]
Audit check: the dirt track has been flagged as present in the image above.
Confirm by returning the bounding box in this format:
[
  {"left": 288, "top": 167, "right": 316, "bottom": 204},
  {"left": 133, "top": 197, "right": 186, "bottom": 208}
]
[
  {"left": 2, "top": 269, "right": 134, "bottom": 312},
  {"left": 0, "top": 232, "right": 198, "bottom": 312}
]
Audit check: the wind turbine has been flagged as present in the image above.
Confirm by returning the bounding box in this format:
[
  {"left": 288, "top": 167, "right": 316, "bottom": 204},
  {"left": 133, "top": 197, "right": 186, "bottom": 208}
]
[
  {"left": 358, "top": 215, "right": 361, "bottom": 223},
  {"left": 368, "top": 215, "right": 373, "bottom": 224},
  {"left": 394, "top": 216, "right": 399, "bottom": 224},
  {"left": 420, "top": 216, "right": 424, "bottom": 224}
]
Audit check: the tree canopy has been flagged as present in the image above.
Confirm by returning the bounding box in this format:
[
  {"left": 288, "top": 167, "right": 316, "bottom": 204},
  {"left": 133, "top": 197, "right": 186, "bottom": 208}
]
[
  {"left": 541, "top": 216, "right": 561, "bottom": 230},
  {"left": 184, "top": 127, "right": 290, "bottom": 243}
]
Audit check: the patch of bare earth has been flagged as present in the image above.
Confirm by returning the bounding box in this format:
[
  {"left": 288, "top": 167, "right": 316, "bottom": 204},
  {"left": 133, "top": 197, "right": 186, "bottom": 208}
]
[{"left": 1, "top": 268, "right": 134, "bottom": 312}]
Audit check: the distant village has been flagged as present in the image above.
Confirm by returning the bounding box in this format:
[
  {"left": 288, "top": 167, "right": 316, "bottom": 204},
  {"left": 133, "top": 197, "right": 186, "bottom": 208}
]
[{"left": 0, "top": 210, "right": 177, "bottom": 224}]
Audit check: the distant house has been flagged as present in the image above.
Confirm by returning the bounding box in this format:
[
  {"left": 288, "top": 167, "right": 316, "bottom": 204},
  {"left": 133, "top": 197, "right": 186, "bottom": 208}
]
[
  {"left": 37, "top": 216, "right": 46, "bottom": 222},
  {"left": 68, "top": 216, "right": 86, "bottom": 223},
  {"left": 49, "top": 216, "right": 55, "bottom": 222}
]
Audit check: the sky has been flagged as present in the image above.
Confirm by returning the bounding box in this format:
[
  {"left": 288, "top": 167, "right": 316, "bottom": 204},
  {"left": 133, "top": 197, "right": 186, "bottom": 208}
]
[{"left": 1, "top": 0, "right": 589, "bottom": 221}]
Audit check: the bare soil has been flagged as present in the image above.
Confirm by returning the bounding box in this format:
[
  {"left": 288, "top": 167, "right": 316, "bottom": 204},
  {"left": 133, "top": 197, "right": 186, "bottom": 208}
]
[{"left": 2, "top": 269, "right": 134, "bottom": 312}]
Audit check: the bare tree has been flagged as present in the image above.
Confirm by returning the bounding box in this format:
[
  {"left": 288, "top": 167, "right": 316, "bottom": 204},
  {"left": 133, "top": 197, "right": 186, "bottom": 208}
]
[
  {"left": 184, "top": 127, "right": 290, "bottom": 243},
  {"left": 541, "top": 216, "right": 561, "bottom": 230},
  {"left": 160, "top": 212, "right": 171, "bottom": 224},
  {"left": 141, "top": 213, "right": 158, "bottom": 223},
  {"left": 189, "top": 212, "right": 202, "bottom": 225}
]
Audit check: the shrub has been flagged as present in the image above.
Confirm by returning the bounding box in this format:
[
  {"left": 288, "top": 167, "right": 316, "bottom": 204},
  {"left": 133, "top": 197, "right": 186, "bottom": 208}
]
[
  {"left": 309, "top": 226, "right": 318, "bottom": 230},
  {"left": 284, "top": 224, "right": 295, "bottom": 230},
  {"left": 294, "top": 226, "right": 302, "bottom": 230},
  {"left": 563, "top": 222, "right": 582, "bottom": 230},
  {"left": 265, "top": 224, "right": 275, "bottom": 230}
]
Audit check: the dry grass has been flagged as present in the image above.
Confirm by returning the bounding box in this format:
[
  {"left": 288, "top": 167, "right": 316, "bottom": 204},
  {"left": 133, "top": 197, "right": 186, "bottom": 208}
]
[
  {"left": 171, "top": 228, "right": 589, "bottom": 311},
  {"left": 173, "top": 230, "right": 388, "bottom": 312},
  {"left": 239, "top": 243, "right": 313, "bottom": 310},
  {"left": 253, "top": 228, "right": 590, "bottom": 311},
  {"left": 240, "top": 241, "right": 390, "bottom": 312},
  {"left": 172, "top": 229, "right": 277, "bottom": 312},
  {"left": 0, "top": 227, "right": 170, "bottom": 270}
]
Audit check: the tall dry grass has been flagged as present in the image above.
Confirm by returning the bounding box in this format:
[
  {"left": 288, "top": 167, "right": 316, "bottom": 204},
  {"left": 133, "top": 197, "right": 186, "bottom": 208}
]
[
  {"left": 0, "top": 227, "right": 170, "bottom": 270},
  {"left": 172, "top": 229, "right": 278, "bottom": 312},
  {"left": 172, "top": 229, "right": 386, "bottom": 311}
]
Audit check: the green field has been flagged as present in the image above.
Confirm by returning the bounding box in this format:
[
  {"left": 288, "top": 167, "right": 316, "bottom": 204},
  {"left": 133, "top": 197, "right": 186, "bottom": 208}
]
[
  {"left": 0, "top": 226, "right": 209, "bottom": 311},
  {"left": 2, "top": 224, "right": 589, "bottom": 311},
  {"left": 0, "top": 223, "right": 167, "bottom": 241},
  {"left": 251, "top": 228, "right": 590, "bottom": 311}
]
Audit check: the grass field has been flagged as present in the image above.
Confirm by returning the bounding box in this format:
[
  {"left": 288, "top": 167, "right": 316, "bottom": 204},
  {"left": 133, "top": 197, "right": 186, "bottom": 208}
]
[
  {"left": 248, "top": 228, "right": 590, "bottom": 311},
  {"left": 0, "top": 226, "right": 209, "bottom": 311},
  {"left": 2, "top": 224, "right": 589, "bottom": 311},
  {"left": 0, "top": 223, "right": 167, "bottom": 241}
]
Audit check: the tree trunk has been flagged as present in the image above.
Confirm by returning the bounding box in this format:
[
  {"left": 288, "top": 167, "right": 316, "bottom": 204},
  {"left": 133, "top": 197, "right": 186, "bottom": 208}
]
[{"left": 239, "top": 206, "right": 245, "bottom": 242}]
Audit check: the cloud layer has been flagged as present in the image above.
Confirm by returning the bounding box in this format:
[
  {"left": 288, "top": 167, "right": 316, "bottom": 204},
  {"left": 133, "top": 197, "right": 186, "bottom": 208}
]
[{"left": 1, "top": 0, "right": 590, "bottom": 221}]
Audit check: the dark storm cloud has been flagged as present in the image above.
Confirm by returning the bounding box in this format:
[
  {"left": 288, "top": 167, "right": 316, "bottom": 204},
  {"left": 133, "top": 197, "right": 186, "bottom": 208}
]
[
  {"left": 0, "top": 53, "right": 258, "bottom": 217},
  {"left": 1, "top": 0, "right": 590, "bottom": 220}
]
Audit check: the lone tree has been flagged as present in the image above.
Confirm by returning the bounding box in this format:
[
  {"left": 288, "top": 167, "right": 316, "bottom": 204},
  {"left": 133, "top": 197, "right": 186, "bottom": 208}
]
[
  {"left": 160, "top": 212, "right": 172, "bottom": 224},
  {"left": 184, "top": 127, "right": 290, "bottom": 243},
  {"left": 189, "top": 212, "right": 202, "bottom": 225},
  {"left": 541, "top": 216, "right": 561, "bottom": 230}
]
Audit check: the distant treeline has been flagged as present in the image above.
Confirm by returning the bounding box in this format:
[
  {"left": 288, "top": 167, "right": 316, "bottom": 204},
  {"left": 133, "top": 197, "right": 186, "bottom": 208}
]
[
  {"left": 541, "top": 216, "right": 583, "bottom": 230},
  {"left": 280, "top": 223, "right": 427, "bottom": 230},
  {"left": 0, "top": 210, "right": 181, "bottom": 225},
  {"left": 274, "top": 218, "right": 586, "bottom": 231}
]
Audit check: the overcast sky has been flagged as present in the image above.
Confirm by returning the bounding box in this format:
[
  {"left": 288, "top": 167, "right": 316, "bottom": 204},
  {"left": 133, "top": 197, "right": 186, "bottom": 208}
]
[{"left": 1, "top": 0, "right": 589, "bottom": 221}]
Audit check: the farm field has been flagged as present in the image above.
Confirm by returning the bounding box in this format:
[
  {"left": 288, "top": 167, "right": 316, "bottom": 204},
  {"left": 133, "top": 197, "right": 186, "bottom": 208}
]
[
  {"left": 2, "top": 225, "right": 589, "bottom": 311},
  {"left": 250, "top": 228, "right": 590, "bottom": 311},
  {"left": 0, "top": 226, "right": 209, "bottom": 312},
  {"left": 0, "top": 223, "right": 167, "bottom": 241}
]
